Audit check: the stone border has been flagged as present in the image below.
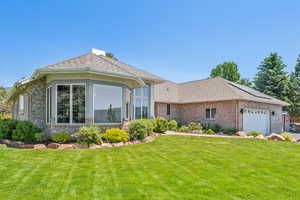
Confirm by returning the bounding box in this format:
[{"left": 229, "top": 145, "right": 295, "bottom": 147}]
[{"left": 0, "top": 133, "right": 160, "bottom": 150}]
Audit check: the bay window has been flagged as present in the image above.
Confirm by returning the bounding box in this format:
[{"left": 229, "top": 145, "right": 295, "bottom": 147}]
[
  {"left": 134, "top": 84, "right": 150, "bottom": 119},
  {"left": 56, "top": 84, "right": 85, "bottom": 124},
  {"left": 93, "top": 84, "right": 122, "bottom": 124}
]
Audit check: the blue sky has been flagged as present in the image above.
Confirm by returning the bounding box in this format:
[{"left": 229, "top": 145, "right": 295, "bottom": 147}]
[{"left": 1, "top": 0, "right": 300, "bottom": 87}]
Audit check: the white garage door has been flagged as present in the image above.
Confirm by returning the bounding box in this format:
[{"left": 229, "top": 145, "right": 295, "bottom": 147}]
[{"left": 243, "top": 109, "right": 270, "bottom": 135}]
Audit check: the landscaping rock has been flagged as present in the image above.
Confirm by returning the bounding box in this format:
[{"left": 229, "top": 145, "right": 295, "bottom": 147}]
[
  {"left": 255, "top": 135, "right": 265, "bottom": 139},
  {"left": 47, "top": 143, "right": 60, "bottom": 149},
  {"left": 267, "top": 133, "right": 285, "bottom": 141},
  {"left": 73, "top": 144, "right": 88, "bottom": 149},
  {"left": 11, "top": 141, "right": 24, "bottom": 148},
  {"left": 101, "top": 143, "right": 112, "bottom": 147},
  {"left": 34, "top": 144, "right": 47, "bottom": 150},
  {"left": 89, "top": 145, "right": 102, "bottom": 149},
  {"left": 236, "top": 131, "right": 247, "bottom": 137},
  {"left": 22, "top": 144, "right": 34, "bottom": 149},
  {"left": 112, "top": 142, "right": 124, "bottom": 147},
  {"left": 192, "top": 130, "right": 203, "bottom": 134},
  {"left": 58, "top": 144, "right": 74, "bottom": 149},
  {"left": 0, "top": 139, "right": 12, "bottom": 145}
]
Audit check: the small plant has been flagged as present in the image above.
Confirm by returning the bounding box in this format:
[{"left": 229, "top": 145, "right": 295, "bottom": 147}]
[
  {"left": 210, "top": 124, "right": 222, "bottom": 133},
  {"left": 51, "top": 132, "right": 71, "bottom": 144},
  {"left": 177, "top": 125, "right": 191, "bottom": 133},
  {"left": 222, "top": 128, "right": 238, "bottom": 135},
  {"left": 153, "top": 117, "right": 169, "bottom": 133},
  {"left": 0, "top": 119, "right": 18, "bottom": 139},
  {"left": 281, "top": 133, "right": 295, "bottom": 142},
  {"left": 76, "top": 126, "right": 102, "bottom": 147},
  {"left": 205, "top": 129, "right": 215, "bottom": 134},
  {"left": 247, "top": 131, "right": 263, "bottom": 137},
  {"left": 12, "top": 121, "right": 41, "bottom": 142},
  {"left": 188, "top": 122, "right": 202, "bottom": 131},
  {"left": 168, "top": 120, "right": 178, "bottom": 131},
  {"left": 34, "top": 132, "right": 47, "bottom": 142},
  {"left": 128, "top": 120, "right": 149, "bottom": 140},
  {"left": 102, "top": 128, "right": 129, "bottom": 143}
]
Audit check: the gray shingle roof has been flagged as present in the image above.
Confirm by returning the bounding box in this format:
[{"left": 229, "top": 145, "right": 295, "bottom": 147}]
[{"left": 41, "top": 52, "right": 164, "bottom": 82}]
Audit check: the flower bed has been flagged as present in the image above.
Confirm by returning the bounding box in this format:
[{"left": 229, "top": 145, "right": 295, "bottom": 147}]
[{"left": 0, "top": 133, "right": 160, "bottom": 150}]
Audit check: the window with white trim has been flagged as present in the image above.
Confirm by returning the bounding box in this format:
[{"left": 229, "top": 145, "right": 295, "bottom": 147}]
[
  {"left": 206, "top": 108, "right": 216, "bottom": 119},
  {"left": 93, "top": 84, "right": 122, "bottom": 124},
  {"left": 19, "top": 95, "right": 24, "bottom": 113},
  {"left": 134, "top": 84, "right": 150, "bottom": 119},
  {"left": 46, "top": 87, "right": 52, "bottom": 123},
  {"left": 56, "top": 84, "right": 85, "bottom": 124}
]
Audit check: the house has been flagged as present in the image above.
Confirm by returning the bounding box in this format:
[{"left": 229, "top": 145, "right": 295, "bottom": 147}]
[{"left": 9, "top": 49, "right": 289, "bottom": 135}]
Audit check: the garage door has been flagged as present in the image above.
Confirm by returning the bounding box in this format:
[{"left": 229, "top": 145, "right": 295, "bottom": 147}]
[{"left": 243, "top": 109, "right": 270, "bottom": 135}]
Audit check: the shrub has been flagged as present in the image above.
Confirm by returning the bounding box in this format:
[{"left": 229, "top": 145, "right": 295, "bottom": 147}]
[
  {"left": 177, "top": 125, "right": 191, "bottom": 133},
  {"left": 76, "top": 126, "right": 102, "bottom": 147},
  {"left": 168, "top": 120, "right": 178, "bottom": 131},
  {"left": 128, "top": 120, "right": 149, "bottom": 140},
  {"left": 210, "top": 124, "right": 223, "bottom": 133},
  {"left": 136, "top": 119, "right": 155, "bottom": 135},
  {"left": 153, "top": 117, "right": 169, "bottom": 133},
  {"left": 188, "top": 122, "right": 202, "bottom": 131},
  {"left": 222, "top": 128, "right": 238, "bottom": 135},
  {"left": 102, "top": 128, "right": 129, "bottom": 143},
  {"left": 34, "top": 132, "right": 47, "bottom": 142},
  {"left": 12, "top": 121, "right": 41, "bottom": 142},
  {"left": 281, "top": 133, "right": 295, "bottom": 142},
  {"left": 0, "top": 115, "right": 12, "bottom": 120},
  {"left": 205, "top": 129, "right": 215, "bottom": 134},
  {"left": 247, "top": 131, "right": 263, "bottom": 137},
  {"left": 51, "top": 132, "right": 71, "bottom": 144},
  {"left": 0, "top": 119, "right": 18, "bottom": 139}
]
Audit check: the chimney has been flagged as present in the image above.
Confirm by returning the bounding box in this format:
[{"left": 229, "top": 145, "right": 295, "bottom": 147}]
[{"left": 91, "top": 48, "right": 106, "bottom": 56}]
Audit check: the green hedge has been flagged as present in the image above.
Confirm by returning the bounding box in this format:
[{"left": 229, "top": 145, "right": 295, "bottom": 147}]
[
  {"left": 12, "top": 121, "right": 42, "bottom": 142},
  {"left": 0, "top": 119, "right": 18, "bottom": 139}
]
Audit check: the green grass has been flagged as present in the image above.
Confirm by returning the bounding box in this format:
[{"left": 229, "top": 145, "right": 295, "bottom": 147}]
[{"left": 1, "top": 135, "right": 300, "bottom": 200}]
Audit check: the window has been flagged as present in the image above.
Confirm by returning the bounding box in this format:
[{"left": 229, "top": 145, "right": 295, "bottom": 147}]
[
  {"left": 206, "top": 108, "right": 216, "bottom": 119},
  {"left": 93, "top": 84, "right": 122, "bottom": 124},
  {"left": 134, "top": 84, "right": 150, "bottom": 119},
  {"left": 19, "top": 95, "right": 24, "bottom": 112},
  {"left": 126, "top": 103, "right": 130, "bottom": 119},
  {"left": 46, "top": 87, "right": 52, "bottom": 123},
  {"left": 56, "top": 84, "right": 85, "bottom": 124},
  {"left": 167, "top": 104, "right": 170, "bottom": 115}
]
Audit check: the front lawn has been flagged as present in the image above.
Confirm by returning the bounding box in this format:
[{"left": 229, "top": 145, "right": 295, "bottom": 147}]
[{"left": 0, "top": 136, "right": 300, "bottom": 200}]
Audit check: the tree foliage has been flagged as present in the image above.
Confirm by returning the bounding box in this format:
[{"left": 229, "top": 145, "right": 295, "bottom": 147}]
[
  {"left": 210, "top": 62, "right": 241, "bottom": 82},
  {"left": 254, "top": 53, "right": 289, "bottom": 101},
  {"left": 105, "top": 52, "right": 117, "bottom": 60},
  {"left": 0, "top": 86, "right": 11, "bottom": 115},
  {"left": 286, "top": 55, "right": 300, "bottom": 117},
  {"left": 238, "top": 78, "right": 252, "bottom": 87}
]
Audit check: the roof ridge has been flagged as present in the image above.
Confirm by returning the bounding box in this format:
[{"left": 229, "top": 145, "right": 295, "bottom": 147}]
[
  {"left": 91, "top": 54, "right": 138, "bottom": 78},
  {"left": 98, "top": 55, "right": 164, "bottom": 80},
  {"left": 178, "top": 77, "right": 217, "bottom": 85}
]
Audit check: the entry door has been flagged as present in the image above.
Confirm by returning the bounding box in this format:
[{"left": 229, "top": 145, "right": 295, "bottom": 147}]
[{"left": 243, "top": 109, "right": 270, "bottom": 135}]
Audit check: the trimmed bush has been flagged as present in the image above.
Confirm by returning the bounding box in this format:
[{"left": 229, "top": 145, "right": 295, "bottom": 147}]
[
  {"left": 34, "top": 132, "right": 46, "bottom": 142},
  {"left": 178, "top": 126, "right": 191, "bottom": 133},
  {"left": 205, "top": 129, "right": 215, "bottom": 134},
  {"left": 52, "top": 132, "right": 71, "bottom": 144},
  {"left": 281, "top": 133, "right": 295, "bottom": 142},
  {"left": 0, "top": 119, "right": 18, "bottom": 139},
  {"left": 247, "top": 131, "right": 263, "bottom": 137},
  {"left": 222, "top": 128, "right": 238, "bottom": 135},
  {"left": 12, "top": 121, "right": 41, "bottom": 142},
  {"left": 76, "top": 126, "right": 102, "bottom": 147},
  {"left": 128, "top": 120, "right": 149, "bottom": 140},
  {"left": 153, "top": 117, "right": 169, "bottom": 133},
  {"left": 188, "top": 122, "right": 202, "bottom": 131},
  {"left": 168, "top": 120, "right": 178, "bottom": 131},
  {"left": 102, "top": 128, "right": 129, "bottom": 143}
]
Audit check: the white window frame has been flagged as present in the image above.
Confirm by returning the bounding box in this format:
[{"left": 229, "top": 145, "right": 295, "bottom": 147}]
[
  {"left": 206, "top": 108, "right": 216, "bottom": 120},
  {"left": 46, "top": 86, "right": 52, "bottom": 124},
  {"left": 19, "top": 95, "right": 24, "bottom": 113},
  {"left": 92, "top": 84, "right": 123, "bottom": 125},
  {"left": 55, "top": 83, "right": 86, "bottom": 125},
  {"left": 133, "top": 84, "right": 150, "bottom": 119}
]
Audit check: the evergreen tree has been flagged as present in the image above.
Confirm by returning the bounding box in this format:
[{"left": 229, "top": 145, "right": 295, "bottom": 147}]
[
  {"left": 254, "top": 53, "right": 289, "bottom": 101},
  {"left": 287, "top": 55, "right": 300, "bottom": 117}
]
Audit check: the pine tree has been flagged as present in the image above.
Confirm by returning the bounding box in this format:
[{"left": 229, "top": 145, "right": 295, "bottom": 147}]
[
  {"left": 287, "top": 55, "right": 300, "bottom": 117},
  {"left": 254, "top": 53, "right": 289, "bottom": 101}
]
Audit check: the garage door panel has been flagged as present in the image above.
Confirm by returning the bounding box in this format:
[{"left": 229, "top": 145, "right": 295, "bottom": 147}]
[{"left": 243, "top": 109, "right": 269, "bottom": 135}]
